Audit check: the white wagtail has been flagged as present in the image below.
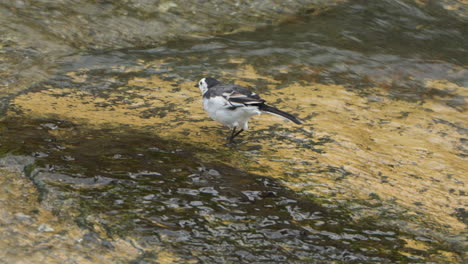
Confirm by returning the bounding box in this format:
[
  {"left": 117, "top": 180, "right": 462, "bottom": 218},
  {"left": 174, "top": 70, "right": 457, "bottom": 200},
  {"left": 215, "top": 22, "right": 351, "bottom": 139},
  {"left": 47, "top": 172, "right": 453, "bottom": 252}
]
[{"left": 195, "top": 77, "right": 302, "bottom": 143}]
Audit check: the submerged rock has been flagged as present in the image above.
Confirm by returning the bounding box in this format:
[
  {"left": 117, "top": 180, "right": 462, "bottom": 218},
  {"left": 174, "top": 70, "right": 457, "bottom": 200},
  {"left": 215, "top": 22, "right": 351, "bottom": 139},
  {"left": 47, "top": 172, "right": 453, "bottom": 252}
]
[
  {"left": 2, "top": 0, "right": 335, "bottom": 50},
  {"left": 0, "top": 0, "right": 340, "bottom": 115},
  {"left": 1, "top": 0, "right": 467, "bottom": 262}
]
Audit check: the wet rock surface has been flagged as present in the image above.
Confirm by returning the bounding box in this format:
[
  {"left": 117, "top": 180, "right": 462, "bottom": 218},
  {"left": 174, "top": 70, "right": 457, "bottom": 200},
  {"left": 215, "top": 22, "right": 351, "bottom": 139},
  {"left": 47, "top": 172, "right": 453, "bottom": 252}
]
[
  {"left": 0, "top": 156, "right": 151, "bottom": 263},
  {"left": 0, "top": 0, "right": 336, "bottom": 112},
  {"left": 2, "top": 0, "right": 333, "bottom": 50},
  {"left": 1, "top": 0, "right": 467, "bottom": 263},
  {"left": 0, "top": 119, "right": 456, "bottom": 263}
]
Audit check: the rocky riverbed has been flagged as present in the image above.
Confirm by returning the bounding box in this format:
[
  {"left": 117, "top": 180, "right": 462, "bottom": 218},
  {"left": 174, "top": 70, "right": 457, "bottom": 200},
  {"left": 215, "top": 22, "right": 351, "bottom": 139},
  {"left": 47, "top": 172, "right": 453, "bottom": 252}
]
[{"left": 1, "top": 0, "right": 467, "bottom": 263}]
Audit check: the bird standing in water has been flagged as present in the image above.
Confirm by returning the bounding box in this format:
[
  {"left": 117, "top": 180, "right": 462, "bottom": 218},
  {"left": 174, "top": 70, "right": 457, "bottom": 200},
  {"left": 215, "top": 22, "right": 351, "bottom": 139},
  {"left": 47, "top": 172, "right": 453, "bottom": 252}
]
[{"left": 195, "top": 77, "right": 302, "bottom": 143}]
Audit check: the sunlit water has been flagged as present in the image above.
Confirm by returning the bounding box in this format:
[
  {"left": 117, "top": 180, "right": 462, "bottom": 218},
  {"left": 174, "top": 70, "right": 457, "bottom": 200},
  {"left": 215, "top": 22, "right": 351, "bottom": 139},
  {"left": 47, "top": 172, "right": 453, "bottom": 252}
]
[{"left": 57, "top": 0, "right": 466, "bottom": 106}]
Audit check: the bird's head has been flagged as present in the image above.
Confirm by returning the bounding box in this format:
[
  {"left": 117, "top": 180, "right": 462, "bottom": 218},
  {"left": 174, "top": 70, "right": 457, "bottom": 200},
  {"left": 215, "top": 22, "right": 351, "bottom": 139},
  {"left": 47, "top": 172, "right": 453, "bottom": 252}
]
[{"left": 194, "top": 77, "right": 220, "bottom": 95}]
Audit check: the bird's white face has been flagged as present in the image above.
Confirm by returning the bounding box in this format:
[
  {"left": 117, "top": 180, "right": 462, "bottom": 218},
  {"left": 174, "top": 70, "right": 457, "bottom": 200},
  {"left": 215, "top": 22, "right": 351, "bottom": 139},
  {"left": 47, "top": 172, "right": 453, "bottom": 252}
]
[{"left": 197, "top": 78, "right": 209, "bottom": 95}]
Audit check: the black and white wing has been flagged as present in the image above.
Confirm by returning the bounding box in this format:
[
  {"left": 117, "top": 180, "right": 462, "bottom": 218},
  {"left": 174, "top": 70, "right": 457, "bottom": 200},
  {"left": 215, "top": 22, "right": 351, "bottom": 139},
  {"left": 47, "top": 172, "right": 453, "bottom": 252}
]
[
  {"left": 222, "top": 86, "right": 265, "bottom": 108},
  {"left": 204, "top": 84, "right": 265, "bottom": 108}
]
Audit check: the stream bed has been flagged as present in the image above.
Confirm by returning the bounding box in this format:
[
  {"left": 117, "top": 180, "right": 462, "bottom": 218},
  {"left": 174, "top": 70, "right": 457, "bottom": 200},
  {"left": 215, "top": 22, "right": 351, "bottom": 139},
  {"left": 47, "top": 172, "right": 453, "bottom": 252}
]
[{"left": 0, "top": 0, "right": 467, "bottom": 263}]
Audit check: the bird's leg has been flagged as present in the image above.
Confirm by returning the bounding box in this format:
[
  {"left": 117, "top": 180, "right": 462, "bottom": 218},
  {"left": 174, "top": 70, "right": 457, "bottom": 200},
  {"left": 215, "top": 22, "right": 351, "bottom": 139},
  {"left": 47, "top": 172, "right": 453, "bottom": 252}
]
[
  {"left": 228, "top": 127, "right": 237, "bottom": 143},
  {"left": 231, "top": 129, "right": 244, "bottom": 141}
]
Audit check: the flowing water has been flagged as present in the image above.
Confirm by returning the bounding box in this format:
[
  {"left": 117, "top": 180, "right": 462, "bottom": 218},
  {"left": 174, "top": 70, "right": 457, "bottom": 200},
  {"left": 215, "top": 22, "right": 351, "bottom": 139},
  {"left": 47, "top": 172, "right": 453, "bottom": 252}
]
[{"left": 0, "top": 0, "right": 467, "bottom": 263}]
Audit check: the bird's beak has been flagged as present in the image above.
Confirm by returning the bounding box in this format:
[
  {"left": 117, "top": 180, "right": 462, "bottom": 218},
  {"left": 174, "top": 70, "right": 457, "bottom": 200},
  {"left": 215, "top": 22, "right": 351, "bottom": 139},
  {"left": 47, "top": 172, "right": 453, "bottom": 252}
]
[{"left": 194, "top": 84, "right": 198, "bottom": 87}]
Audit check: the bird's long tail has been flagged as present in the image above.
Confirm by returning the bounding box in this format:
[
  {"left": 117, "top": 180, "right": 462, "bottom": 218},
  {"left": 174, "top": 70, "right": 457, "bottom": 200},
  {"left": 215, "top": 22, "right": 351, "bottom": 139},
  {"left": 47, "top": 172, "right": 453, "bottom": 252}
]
[{"left": 259, "top": 104, "right": 302, "bottom": 124}]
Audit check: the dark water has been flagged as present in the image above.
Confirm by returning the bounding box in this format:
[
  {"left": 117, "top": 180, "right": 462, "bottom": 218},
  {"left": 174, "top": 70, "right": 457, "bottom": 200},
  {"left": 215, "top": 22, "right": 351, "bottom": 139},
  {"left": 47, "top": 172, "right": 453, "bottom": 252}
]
[
  {"left": 1, "top": 0, "right": 467, "bottom": 263},
  {"left": 1, "top": 118, "right": 425, "bottom": 263}
]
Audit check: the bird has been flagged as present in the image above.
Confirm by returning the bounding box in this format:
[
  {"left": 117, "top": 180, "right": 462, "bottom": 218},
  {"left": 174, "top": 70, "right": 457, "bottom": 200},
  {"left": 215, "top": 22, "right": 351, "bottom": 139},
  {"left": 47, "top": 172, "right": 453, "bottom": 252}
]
[{"left": 195, "top": 77, "right": 302, "bottom": 143}]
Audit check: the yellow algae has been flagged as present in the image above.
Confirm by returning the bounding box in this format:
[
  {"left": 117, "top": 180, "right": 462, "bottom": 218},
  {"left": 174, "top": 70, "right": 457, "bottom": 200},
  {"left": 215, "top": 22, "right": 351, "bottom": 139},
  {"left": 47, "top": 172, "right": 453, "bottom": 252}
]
[
  {"left": 0, "top": 166, "right": 152, "bottom": 263},
  {"left": 228, "top": 58, "right": 246, "bottom": 64},
  {"left": 400, "top": 238, "right": 461, "bottom": 263},
  {"left": 414, "top": 0, "right": 428, "bottom": 6},
  {"left": 439, "top": 0, "right": 468, "bottom": 17},
  {"left": 66, "top": 71, "right": 88, "bottom": 83},
  {"left": 228, "top": 64, "right": 280, "bottom": 85},
  {"left": 152, "top": 250, "right": 183, "bottom": 264},
  {"left": 269, "top": 82, "right": 466, "bottom": 225},
  {"left": 417, "top": 0, "right": 468, "bottom": 7},
  {"left": 426, "top": 79, "right": 467, "bottom": 94},
  {"left": 9, "top": 65, "right": 467, "bottom": 239},
  {"left": 0, "top": 163, "right": 185, "bottom": 263},
  {"left": 141, "top": 58, "right": 178, "bottom": 71},
  {"left": 443, "top": 4, "right": 460, "bottom": 11}
]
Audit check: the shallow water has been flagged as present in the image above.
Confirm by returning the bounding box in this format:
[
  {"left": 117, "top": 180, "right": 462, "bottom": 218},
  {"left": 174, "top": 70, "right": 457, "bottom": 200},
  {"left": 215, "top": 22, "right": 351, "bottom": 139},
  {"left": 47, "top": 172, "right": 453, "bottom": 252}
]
[
  {"left": 59, "top": 0, "right": 467, "bottom": 107},
  {"left": 0, "top": 118, "right": 435, "bottom": 263},
  {"left": 1, "top": 0, "right": 467, "bottom": 263}
]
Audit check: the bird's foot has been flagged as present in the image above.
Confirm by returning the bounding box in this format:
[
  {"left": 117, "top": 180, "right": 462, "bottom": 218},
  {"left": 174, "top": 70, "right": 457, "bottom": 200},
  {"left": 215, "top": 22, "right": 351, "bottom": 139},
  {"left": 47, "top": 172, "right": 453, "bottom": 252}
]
[{"left": 224, "top": 137, "right": 238, "bottom": 147}]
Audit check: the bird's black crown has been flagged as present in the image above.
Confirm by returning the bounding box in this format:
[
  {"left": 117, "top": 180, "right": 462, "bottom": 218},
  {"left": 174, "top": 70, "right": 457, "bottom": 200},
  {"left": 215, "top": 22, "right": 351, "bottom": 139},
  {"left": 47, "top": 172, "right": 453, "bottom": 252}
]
[{"left": 205, "top": 77, "right": 221, "bottom": 88}]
